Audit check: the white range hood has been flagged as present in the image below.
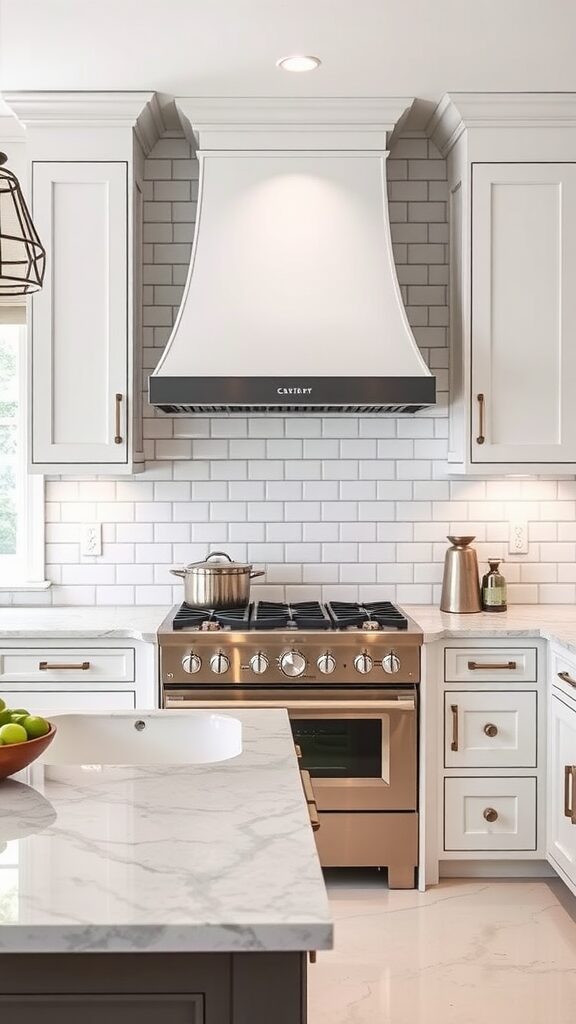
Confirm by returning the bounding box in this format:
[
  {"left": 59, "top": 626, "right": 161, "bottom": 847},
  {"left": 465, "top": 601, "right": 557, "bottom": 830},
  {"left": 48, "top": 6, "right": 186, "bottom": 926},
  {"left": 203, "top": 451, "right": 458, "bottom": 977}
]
[{"left": 149, "top": 98, "right": 435, "bottom": 413}]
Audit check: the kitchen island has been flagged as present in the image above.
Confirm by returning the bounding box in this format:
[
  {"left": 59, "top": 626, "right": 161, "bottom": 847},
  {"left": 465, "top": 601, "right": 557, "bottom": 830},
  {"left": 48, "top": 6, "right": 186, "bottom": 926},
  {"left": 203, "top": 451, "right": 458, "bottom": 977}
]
[{"left": 0, "top": 708, "right": 331, "bottom": 1023}]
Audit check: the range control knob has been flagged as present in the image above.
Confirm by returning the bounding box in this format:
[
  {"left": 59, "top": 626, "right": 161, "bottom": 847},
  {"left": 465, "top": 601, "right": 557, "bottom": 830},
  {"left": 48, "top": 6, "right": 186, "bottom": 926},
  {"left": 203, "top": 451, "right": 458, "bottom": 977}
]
[
  {"left": 317, "top": 653, "right": 336, "bottom": 675},
  {"left": 249, "top": 652, "right": 269, "bottom": 675},
  {"left": 182, "top": 652, "right": 201, "bottom": 674},
  {"left": 210, "top": 652, "right": 230, "bottom": 675},
  {"left": 279, "top": 650, "right": 307, "bottom": 678},
  {"left": 354, "top": 652, "right": 373, "bottom": 674},
  {"left": 382, "top": 653, "right": 401, "bottom": 675}
]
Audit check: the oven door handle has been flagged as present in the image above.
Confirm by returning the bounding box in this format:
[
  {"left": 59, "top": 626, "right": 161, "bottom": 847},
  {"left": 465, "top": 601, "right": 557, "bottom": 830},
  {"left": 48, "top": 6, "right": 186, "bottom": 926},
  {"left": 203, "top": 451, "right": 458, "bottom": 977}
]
[{"left": 164, "top": 697, "right": 416, "bottom": 712}]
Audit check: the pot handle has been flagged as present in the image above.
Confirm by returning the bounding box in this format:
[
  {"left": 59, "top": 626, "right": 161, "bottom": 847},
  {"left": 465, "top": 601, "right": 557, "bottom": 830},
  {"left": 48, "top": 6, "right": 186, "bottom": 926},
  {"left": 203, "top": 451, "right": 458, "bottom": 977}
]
[
  {"left": 205, "top": 551, "right": 234, "bottom": 563},
  {"left": 249, "top": 570, "right": 266, "bottom": 579},
  {"left": 169, "top": 568, "right": 187, "bottom": 578}
]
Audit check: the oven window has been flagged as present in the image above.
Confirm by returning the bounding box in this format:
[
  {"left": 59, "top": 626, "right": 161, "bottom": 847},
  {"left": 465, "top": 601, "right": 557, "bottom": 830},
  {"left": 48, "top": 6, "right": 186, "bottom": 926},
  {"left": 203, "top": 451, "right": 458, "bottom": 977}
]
[{"left": 291, "top": 719, "right": 381, "bottom": 778}]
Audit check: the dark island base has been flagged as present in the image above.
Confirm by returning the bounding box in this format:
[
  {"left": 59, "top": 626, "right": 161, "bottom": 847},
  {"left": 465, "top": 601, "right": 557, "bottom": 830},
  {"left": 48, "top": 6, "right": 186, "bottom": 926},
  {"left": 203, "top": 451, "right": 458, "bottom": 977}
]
[{"left": 0, "top": 950, "right": 307, "bottom": 1023}]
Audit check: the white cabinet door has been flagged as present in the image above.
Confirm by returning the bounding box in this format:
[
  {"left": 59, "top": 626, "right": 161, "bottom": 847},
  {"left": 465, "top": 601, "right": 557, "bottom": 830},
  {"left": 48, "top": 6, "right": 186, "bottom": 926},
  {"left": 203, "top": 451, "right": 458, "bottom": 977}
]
[
  {"left": 1, "top": 690, "right": 136, "bottom": 713},
  {"left": 31, "top": 161, "right": 128, "bottom": 468},
  {"left": 548, "top": 691, "right": 576, "bottom": 891},
  {"left": 471, "top": 163, "right": 576, "bottom": 465},
  {"left": 444, "top": 776, "right": 537, "bottom": 852}
]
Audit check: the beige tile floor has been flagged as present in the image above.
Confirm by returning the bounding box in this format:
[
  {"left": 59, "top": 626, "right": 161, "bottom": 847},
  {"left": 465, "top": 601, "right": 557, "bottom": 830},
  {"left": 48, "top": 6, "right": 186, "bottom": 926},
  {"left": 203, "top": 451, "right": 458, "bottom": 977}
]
[{"left": 308, "top": 872, "right": 576, "bottom": 1024}]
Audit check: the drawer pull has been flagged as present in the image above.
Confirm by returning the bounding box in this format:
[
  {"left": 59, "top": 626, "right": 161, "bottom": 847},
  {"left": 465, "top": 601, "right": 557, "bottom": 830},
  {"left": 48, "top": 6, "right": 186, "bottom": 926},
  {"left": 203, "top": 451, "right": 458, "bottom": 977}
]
[
  {"left": 483, "top": 807, "right": 498, "bottom": 823},
  {"left": 301, "top": 769, "right": 320, "bottom": 832},
  {"left": 467, "top": 661, "right": 517, "bottom": 671},
  {"left": 484, "top": 723, "right": 498, "bottom": 738},
  {"left": 450, "top": 703, "right": 459, "bottom": 751},
  {"left": 564, "top": 765, "right": 576, "bottom": 825},
  {"left": 295, "top": 744, "right": 302, "bottom": 760},
  {"left": 558, "top": 671, "right": 576, "bottom": 689},
  {"left": 39, "top": 661, "right": 91, "bottom": 671}
]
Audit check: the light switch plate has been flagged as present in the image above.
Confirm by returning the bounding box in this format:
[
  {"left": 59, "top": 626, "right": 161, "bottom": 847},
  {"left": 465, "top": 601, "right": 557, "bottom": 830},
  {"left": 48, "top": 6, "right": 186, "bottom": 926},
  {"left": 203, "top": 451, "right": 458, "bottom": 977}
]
[
  {"left": 81, "top": 523, "right": 102, "bottom": 557},
  {"left": 508, "top": 521, "right": 528, "bottom": 555}
]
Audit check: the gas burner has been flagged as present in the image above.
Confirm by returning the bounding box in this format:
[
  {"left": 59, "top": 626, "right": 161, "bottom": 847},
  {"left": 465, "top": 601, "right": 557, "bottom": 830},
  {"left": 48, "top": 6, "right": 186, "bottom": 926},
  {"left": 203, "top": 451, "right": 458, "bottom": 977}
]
[
  {"left": 327, "top": 601, "right": 409, "bottom": 631},
  {"left": 251, "top": 601, "right": 331, "bottom": 631},
  {"left": 172, "top": 603, "right": 251, "bottom": 631}
]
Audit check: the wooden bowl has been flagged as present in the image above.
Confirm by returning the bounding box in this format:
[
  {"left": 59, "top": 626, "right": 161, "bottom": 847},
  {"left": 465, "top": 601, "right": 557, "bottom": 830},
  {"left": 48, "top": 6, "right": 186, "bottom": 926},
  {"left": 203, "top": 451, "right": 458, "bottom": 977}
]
[{"left": 0, "top": 724, "right": 56, "bottom": 781}]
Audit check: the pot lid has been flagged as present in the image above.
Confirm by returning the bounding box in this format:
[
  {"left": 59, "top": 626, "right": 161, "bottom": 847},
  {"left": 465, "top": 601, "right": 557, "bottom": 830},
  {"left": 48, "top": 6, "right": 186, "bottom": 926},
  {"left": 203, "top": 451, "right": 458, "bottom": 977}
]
[{"left": 186, "top": 551, "right": 253, "bottom": 574}]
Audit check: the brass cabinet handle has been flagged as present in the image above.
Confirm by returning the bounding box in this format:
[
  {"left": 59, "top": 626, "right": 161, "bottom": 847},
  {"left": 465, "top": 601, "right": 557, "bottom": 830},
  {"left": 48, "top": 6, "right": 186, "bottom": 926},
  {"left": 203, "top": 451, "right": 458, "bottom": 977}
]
[
  {"left": 565, "top": 766, "right": 576, "bottom": 825},
  {"left": 484, "top": 723, "right": 498, "bottom": 737},
  {"left": 483, "top": 807, "right": 498, "bottom": 823},
  {"left": 294, "top": 744, "right": 302, "bottom": 760},
  {"left": 300, "top": 769, "right": 321, "bottom": 832},
  {"left": 468, "top": 661, "right": 517, "bottom": 671},
  {"left": 558, "top": 671, "right": 576, "bottom": 690},
  {"left": 114, "top": 393, "right": 123, "bottom": 444},
  {"left": 476, "top": 392, "right": 485, "bottom": 444},
  {"left": 39, "top": 660, "right": 90, "bottom": 670},
  {"left": 450, "top": 704, "right": 459, "bottom": 751}
]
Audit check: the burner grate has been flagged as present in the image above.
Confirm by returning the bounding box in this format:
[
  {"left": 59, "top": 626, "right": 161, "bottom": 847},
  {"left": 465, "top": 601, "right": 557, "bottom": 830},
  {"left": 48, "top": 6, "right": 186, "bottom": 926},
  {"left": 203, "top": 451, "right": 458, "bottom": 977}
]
[
  {"left": 327, "top": 600, "right": 408, "bottom": 631},
  {"left": 251, "top": 601, "right": 331, "bottom": 630},
  {"left": 172, "top": 603, "right": 251, "bottom": 631}
]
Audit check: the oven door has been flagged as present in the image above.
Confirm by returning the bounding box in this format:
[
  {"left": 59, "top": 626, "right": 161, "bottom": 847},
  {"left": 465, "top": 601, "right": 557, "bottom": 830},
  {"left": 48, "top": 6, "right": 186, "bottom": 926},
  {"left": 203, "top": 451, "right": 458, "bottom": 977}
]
[{"left": 164, "top": 687, "right": 417, "bottom": 812}]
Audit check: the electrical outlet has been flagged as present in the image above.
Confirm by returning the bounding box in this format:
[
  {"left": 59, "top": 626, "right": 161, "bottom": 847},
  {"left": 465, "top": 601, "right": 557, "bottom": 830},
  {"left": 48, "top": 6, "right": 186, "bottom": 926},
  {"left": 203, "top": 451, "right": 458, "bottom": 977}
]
[
  {"left": 81, "top": 523, "right": 102, "bottom": 558},
  {"left": 508, "top": 520, "right": 528, "bottom": 555}
]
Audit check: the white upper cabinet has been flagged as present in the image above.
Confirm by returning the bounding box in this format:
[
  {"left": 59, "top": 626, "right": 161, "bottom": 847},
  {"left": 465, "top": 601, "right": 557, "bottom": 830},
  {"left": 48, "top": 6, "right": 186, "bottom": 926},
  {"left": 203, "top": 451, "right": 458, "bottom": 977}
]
[
  {"left": 431, "top": 94, "right": 576, "bottom": 474},
  {"left": 4, "top": 92, "right": 159, "bottom": 474},
  {"left": 32, "top": 161, "right": 128, "bottom": 466}
]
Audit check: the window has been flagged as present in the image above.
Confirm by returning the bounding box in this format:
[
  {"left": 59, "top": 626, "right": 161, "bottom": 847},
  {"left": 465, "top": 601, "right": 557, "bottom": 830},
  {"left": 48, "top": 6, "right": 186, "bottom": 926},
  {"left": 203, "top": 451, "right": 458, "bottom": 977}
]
[{"left": 0, "top": 311, "right": 45, "bottom": 588}]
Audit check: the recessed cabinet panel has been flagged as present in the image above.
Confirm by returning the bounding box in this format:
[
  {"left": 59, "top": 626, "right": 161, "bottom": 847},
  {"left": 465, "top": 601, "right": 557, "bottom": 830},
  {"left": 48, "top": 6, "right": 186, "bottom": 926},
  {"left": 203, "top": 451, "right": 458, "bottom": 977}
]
[
  {"left": 472, "top": 163, "right": 576, "bottom": 464},
  {"left": 31, "top": 162, "right": 128, "bottom": 466},
  {"left": 0, "top": 690, "right": 136, "bottom": 712},
  {"left": 444, "top": 776, "right": 537, "bottom": 851},
  {"left": 547, "top": 692, "right": 576, "bottom": 890},
  {"left": 444, "top": 691, "right": 537, "bottom": 768},
  {"left": 444, "top": 647, "right": 537, "bottom": 683}
]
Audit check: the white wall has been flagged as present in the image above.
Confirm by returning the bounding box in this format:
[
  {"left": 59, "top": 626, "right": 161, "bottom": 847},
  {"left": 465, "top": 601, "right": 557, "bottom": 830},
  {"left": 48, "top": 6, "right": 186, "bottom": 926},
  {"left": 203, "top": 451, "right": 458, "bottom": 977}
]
[{"left": 5, "top": 129, "right": 574, "bottom": 608}]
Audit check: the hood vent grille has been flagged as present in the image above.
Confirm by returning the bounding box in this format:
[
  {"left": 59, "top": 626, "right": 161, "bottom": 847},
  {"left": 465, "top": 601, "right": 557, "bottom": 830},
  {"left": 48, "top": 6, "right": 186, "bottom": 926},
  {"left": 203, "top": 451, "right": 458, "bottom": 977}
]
[{"left": 157, "top": 403, "right": 430, "bottom": 414}]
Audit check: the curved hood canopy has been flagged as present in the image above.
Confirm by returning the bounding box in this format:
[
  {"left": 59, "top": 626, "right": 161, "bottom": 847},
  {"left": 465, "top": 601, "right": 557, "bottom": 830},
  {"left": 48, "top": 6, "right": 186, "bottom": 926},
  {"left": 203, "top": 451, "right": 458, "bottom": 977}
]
[{"left": 149, "top": 98, "right": 436, "bottom": 413}]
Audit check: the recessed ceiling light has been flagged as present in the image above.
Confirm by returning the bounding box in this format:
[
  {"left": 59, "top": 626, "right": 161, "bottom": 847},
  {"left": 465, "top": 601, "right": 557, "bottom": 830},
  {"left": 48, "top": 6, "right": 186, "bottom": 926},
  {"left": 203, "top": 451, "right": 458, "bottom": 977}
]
[{"left": 276, "top": 55, "right": 321, "bottom": 73}]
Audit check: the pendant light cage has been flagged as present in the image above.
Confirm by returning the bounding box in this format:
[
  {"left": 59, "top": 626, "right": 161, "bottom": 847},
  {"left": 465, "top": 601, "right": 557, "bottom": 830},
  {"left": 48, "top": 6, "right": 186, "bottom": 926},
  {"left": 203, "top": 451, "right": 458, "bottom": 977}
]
[{"left": 0, "top": 153, "right": 46, "bottom": 296}]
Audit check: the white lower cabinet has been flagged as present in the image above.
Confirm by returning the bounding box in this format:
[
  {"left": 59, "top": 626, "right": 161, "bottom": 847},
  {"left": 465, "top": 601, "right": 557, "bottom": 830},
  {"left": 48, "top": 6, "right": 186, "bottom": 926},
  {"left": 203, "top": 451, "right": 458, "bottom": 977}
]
[
  {"left": 1, "top": 689, "right": 136, "bottom": 713},
  {"left": 547, "top": 688, "right": 576, "bottom": 895},
  {"left": 444, "top": 777, "right": 537, "bottom": 852}
]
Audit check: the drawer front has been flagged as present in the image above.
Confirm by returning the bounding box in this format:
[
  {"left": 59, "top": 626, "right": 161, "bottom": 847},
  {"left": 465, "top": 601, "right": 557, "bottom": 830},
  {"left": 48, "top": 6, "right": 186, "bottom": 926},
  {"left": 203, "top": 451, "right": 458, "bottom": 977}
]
[
  {"left": 551, "top": 648, "right": 576, "bottom": 706},
  {"left": 444, "top": 647, "right": 537, "bottom": 683},
  {"left": 0, "top": 689, "right": 136, "bottom": 712},
  {"left": 444, "top": 690, "right": 537, "bottom": 768},
  {"left": 444, "top": 776, "right": 537, "bottom": 851},
  {"left": 0, "top": 648, "right": 135, "bottom": 684}
]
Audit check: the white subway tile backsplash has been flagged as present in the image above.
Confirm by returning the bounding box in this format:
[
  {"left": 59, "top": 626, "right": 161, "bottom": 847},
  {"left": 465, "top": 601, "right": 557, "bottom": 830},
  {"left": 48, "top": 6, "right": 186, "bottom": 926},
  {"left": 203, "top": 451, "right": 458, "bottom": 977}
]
[{"left": 38, "top": 131, "right": 576, "bottom": 606}]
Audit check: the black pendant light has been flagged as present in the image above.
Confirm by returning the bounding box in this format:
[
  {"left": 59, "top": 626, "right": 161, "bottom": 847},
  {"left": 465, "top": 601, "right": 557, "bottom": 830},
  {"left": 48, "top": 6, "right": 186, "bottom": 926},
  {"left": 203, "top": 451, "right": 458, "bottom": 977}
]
[{"left": 0, "top": 152, "right": 46, "bottom": 295}]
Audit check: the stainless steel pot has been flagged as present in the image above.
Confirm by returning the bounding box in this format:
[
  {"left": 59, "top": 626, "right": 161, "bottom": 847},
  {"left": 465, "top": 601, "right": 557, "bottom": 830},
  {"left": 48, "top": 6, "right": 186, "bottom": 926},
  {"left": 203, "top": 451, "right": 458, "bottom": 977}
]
[{"left": 169, "top": 551, "right": 265, "bottom": 609}]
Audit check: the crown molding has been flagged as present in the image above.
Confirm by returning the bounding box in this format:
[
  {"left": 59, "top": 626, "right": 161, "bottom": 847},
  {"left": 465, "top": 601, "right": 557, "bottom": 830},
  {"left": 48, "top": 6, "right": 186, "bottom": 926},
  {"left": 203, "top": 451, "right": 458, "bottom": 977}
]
[
  {"left": 3, "top": 90, "right": 158, "bottom": 131},
  {"left": 175, "top": 96, "right": 414, "bottom": 151},
  {"left": 428, "top": 92, "right": 576, "bottom": 155},
  {"left": 175, "top": 96, "right": 414, "bottom": 127}
]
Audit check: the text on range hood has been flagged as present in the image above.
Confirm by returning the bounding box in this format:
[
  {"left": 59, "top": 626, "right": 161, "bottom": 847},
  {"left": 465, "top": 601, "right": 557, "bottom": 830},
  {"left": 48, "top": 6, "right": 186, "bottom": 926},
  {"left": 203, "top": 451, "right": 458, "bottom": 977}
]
[{"left": 149, "top": 98, "right": 436, "bottom": 414}]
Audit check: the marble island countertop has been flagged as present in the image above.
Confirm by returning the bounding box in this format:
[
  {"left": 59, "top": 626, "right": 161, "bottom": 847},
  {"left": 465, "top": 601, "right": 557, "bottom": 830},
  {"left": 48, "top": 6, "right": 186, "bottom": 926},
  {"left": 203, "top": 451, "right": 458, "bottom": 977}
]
[
  {"left": 0, "top": 708, "right": 332, "bottom": 955},
  {"left": 2, "top": 604, "right": 576, "bottom": 655}
]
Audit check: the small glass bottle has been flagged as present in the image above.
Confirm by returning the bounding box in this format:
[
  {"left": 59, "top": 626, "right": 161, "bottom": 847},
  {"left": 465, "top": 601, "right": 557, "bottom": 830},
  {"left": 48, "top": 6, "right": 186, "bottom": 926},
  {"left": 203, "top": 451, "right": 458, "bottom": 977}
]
[{"left": 481, "top": 559, "right": 507, "bottom": 613}]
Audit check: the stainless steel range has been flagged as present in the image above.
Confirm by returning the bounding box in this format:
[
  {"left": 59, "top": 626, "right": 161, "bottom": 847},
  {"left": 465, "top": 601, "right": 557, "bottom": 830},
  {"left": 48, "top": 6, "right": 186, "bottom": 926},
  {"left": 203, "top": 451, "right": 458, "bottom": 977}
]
[{"left": 159, "top": 599, "right": 422, "bottom": 888}]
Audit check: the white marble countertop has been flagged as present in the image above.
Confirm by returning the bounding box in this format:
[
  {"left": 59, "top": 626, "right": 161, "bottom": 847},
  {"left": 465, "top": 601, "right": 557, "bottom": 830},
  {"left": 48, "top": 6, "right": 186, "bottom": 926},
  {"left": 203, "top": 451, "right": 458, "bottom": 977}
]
[
  {"left": 0, "top": 605, "right": 168, "bottom": 643},
  {"left": 3, "top": 604, "right": 576, "bottom": 656},
  {"left": 403, "top": 604, "right": 576, "bottom": 656},
  {"left": 0, "top": 709, "right": 332, "bottom": 955}
]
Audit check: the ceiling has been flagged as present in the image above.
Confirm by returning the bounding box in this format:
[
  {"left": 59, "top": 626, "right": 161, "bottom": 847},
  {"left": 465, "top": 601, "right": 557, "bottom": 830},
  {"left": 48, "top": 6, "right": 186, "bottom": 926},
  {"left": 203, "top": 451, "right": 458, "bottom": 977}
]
[{"left": 2, "top": 0, "right": 576, "bottom": 128}]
